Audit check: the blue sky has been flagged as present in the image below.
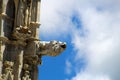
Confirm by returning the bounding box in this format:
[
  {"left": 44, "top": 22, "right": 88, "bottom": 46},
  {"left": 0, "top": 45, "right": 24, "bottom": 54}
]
[{"left": 38, "top": 0, "right": 120, "bottom": 80}]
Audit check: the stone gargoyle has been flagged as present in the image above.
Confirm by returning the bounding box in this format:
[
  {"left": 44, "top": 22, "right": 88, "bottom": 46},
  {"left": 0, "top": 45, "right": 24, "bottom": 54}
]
[{"left": 24, "top": 40, "right": 66, "bottom": 65}]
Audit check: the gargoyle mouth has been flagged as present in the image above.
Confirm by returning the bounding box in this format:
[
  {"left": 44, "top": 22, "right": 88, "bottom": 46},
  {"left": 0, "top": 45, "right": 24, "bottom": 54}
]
[{"left": 61, "top": 44, "right": 66, "bottom": 49}]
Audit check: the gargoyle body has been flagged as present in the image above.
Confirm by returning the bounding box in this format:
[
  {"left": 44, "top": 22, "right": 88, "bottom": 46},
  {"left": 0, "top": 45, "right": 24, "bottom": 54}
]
[{"left": 24, "top": 40, "right": 66, "bottom": 65}]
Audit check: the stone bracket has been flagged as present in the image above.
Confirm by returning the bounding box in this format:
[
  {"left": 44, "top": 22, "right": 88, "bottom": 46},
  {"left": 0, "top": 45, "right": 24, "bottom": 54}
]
[{"left": 0, "top": 36, "right": 26, "bottom": 46}]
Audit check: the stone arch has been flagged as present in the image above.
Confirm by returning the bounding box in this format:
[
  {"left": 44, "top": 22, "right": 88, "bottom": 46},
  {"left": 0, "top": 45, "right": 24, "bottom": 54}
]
[{"left": 3, "top": 0, "right": 15, "bottom": 40}]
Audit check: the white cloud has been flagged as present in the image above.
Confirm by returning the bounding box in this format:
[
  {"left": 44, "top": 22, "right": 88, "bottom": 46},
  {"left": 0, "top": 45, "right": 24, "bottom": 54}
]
[
  {"left": 72, "top": 72, "right": 111, "bottom": 80},
  {"left": 40, "top": 0, "right": 75, "bottom": 38},
  {"left": 65, "top": 60, "right": 72, "bottom": 74},
  {"left": 72, "top": 0, "right": 120, "bottom": 80},
  {"left": 40, "top": 0, "right": 120, "bottom": 80}
]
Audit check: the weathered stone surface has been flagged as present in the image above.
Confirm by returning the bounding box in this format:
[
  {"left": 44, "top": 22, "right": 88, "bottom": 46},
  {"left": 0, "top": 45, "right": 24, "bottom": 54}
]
[
  {"left": 0, "top": 0, "right": 66, "bottom": 80},
  {"left": 0, "top": 61, "right": 14, "bottom": 80}
]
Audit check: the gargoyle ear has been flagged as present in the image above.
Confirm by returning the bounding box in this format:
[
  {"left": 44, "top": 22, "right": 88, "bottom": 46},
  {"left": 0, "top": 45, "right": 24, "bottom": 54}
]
[
  {"left": 50, "top": 40, "right": 57, "bottom": 44},
  {"left": 50, "top": 41, "right": 53, "bottom": 43}
]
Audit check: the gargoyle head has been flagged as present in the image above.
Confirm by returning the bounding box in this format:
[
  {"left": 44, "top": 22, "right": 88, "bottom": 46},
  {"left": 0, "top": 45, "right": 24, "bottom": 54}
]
[{"left": 49, "top": 40, "right": 66, "bottom": 56}]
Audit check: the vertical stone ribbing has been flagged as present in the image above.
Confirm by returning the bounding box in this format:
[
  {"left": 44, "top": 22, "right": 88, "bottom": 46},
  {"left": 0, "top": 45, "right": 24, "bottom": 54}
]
[{"left": 0, "top": 0, "right": 3, "bottom": 74}]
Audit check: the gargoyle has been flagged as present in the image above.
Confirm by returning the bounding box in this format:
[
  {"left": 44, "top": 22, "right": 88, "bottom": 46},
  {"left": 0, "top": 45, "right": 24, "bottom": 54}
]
[
  {"left": 23, "top": 40, "right": 66, "bottom": 65},
  {"left": 38, "top": 40, "right": 66, "bottom": 56}
]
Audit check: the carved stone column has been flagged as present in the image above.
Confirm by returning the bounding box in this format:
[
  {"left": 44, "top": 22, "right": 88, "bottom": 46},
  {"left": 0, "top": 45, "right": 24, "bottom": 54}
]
[
  {"left": 0, "top": 0, "right": 3, "bottom": 75},
  {"left": 30, "top": 0, "right": 41, "bottom": 39},
  {"left": 0, "top": 0, "right": 6, "bottom": 75}
]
